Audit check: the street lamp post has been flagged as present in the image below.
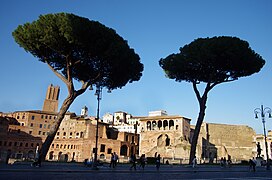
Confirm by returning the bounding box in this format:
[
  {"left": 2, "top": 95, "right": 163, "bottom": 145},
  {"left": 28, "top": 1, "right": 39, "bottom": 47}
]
[
  {"left": 254, "top": 105, "right": 272, "bottom": 170},
  {"left": 92, "top": 85, "right": 102, "bottom": 170}
]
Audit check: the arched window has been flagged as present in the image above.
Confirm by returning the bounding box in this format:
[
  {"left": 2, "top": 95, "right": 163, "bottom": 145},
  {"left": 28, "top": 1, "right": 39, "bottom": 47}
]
[
  {"left": 147, "top": 121, "right": 151, "bottom": 131},
  {"left": 158, "top": 120, "right": 162, "bottom": 130},
  {"left": 152, "top": 121, "right": 157, "bottom": 130},
  {"left": 163, "top": 120, "right": 168, "bottom": 130},
  {"left": 169, "top": 120, "right": 174, "bottom": 130}
]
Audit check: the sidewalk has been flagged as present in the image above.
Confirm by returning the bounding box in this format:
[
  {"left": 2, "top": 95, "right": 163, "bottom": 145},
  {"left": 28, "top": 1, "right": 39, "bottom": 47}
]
[{"left": 0, "top": 162, "right": 270, "bottom": 173}]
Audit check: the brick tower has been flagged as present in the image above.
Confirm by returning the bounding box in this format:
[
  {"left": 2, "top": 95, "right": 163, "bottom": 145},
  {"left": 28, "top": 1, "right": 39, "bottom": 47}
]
[{"left": 42, "top": 84, "right": 60, "bottom": 112}]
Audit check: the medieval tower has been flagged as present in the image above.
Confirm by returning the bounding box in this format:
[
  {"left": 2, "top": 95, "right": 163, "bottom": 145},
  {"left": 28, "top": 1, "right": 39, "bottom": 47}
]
[{"left": 42, "top": 84, "right": 60, "bottom": 112}]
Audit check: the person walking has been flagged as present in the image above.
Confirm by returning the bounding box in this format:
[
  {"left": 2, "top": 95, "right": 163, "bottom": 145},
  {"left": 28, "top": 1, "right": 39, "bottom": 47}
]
[
  {"left": 139, "top": 154, "right": 147, "bottom": 170},
  {"left": 249, "top": 158, "right": 256, "bottom": 172},
  {"left": 113, "top": 152, "right": 119, "bottom": 168},
  {"left": 192, "top": 156, "right": 197, "bottom": 168},
  {"left": 130, "top": 154, "right": 137, "bottom": 170},
  {"left": 109, "top": 153, "right": 114, "bottom": 168},
  {"left": 156, "top": 154, "right": 161, "bottom": 170}
]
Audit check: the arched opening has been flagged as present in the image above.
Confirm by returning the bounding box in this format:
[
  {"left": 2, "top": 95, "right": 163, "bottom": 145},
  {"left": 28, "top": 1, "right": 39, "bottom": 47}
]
[
  {"left": 158, "top": 120, "right": 162, "bottom": 130},
  {"left": 120, "top": 145, "right": 128, "bottom": 156},
  {"left": 157, "top": 134, "right": 171, "bottom": 147},
  {"left": 100, "top": 154, "right": 105, "bottom": 159},
  {"left": 28, "top": 150, "right": 35, "bottom": 159},
  {"left": 169, "top": 120, "right": 174, "bottom": 130},
  {"left": 72, "top": 152, "right": 75, "bottom": 161},
  {"left": 58, "top": 152, "right": 62, "bottom": 161},
  {"left": 163, "top": 120, "right": 168, "bottom": 130},
  {"left": 165, "top": 135, "right": 170, "bottom": 146},
  {"left": 152, "top": 121, "right": 157, "bottom": 130},
  {"left": 147, "top": 121, "right": 151, "bottom": 131},
  {"left": 49, "top": 151, "right": 54, "bottom": 160},
  {"left": 157, "top": 134, "right": 163, "bottom": 147}
]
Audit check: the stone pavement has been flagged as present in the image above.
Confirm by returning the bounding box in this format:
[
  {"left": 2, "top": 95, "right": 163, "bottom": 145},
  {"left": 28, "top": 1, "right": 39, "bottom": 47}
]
[
  {"left": 0, "top": 162, "right": 270, "bottom": 173},
  {"left": 1, "top": 162, "right": 272, "bottom": 180}
]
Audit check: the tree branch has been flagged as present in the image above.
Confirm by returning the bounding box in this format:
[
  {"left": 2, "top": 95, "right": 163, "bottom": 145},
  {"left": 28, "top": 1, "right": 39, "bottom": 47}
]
[
  {"left": 46, "top": 61, "right": 69, "bottom": 85},
  {"left": 192, "top": 81, "right": 201, "bottom": 101}
]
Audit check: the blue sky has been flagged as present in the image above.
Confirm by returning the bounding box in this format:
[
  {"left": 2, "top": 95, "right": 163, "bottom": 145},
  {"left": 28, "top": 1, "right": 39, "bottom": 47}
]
[{"left": 0, "top": 0, "right": 271, "bottom": 134}]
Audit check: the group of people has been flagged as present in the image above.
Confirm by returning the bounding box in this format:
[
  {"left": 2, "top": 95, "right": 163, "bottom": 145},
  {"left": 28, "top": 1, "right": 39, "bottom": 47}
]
[
  {"left": 129, "top": 153, "right": 161, "bottom": 170},
  {"left": 109, "top": 152, "right": 119, "bottom": 168},
  {"left": 219, "top": 157, "right": 231, "bottom": 168}
]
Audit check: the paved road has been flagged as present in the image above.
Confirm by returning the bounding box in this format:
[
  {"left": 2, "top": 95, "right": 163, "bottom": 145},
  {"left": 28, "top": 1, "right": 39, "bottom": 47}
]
[{"left": 0, "top": 163, "right": 272, "bottom": 180}]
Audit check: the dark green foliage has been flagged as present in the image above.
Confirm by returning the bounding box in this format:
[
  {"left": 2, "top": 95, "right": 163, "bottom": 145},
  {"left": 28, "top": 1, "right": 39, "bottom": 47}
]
[
  {"left": 12, "top": 13, "right": 143, "bottom": 163},
  {"left": 159, "top": 36, "right": 265, "bottom": 84},
  {"left": 159, "top": 36, "right": 265, "bottom": 163},
  {"left": 13, "top": 13, "right": 143, "bottom": 90}
]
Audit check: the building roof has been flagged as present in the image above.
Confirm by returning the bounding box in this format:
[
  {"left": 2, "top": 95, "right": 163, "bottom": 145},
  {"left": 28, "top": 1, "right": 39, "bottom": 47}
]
[{"left": 139, "top": 115, "right": 191, "bottom": 121}]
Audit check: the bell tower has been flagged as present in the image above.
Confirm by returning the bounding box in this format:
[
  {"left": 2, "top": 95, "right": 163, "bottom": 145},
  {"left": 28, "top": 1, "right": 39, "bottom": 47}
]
[{"left": 42, "top": 84, "right": 60, "bottom": 112}]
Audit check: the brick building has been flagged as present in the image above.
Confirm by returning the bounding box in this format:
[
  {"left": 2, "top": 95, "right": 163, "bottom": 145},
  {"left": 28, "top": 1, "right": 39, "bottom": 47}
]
[{"left": 0, "top": 84, "right": 139, "bottom": 163}]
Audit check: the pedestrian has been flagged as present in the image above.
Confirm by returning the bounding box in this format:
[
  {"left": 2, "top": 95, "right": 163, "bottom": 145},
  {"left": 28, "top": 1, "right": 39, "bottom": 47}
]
[
  {"left": 223, "top": 157, "right": 227, "bottom": 167},
  {"left": 156, "top": 154, "right": 161, "bottom": 170},
  {"left": 192, "top": 156, "right": 197, "bottom": 168},
  {"left": 220, "top": 157, "right": 224, "bottom": 168},
  {"left": 139, "top": 154, "right": 147, "bottom": 170},
  {"left": 130, "top": 154, "right": 137, "bottom": 170},
  {"left": 109, "top": 153, "right": 114, "bottom": 168},
  {"left": 249, "top": 158, "right": 256, "bottom": 172},
  {"left": 113, "top": 152, "right": 119, "bottom": 168}
]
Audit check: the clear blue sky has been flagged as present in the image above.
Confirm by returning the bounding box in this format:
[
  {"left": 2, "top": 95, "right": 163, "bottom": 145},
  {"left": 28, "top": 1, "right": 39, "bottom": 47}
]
[{"left": 0, "top": 0, "right": 271, "bottom": 134}]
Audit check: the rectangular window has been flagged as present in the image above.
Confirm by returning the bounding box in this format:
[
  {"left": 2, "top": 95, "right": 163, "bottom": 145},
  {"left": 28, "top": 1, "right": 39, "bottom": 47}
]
[
  {"left": 41, "top": 115, "right": 44, "bottom": 119},
  {"left": 40, "top": 124, "right": 42, "bottom": 128},
  {"left": 38, "top": 131, "right": 41, "bottom": 135},
  {"left": 43, "top": 124, "right": 46, "bottom": 128},
  {"left": 107, "top": 148, "right": 112, "bottom": 154},
  {"left": 100, "top": 144, "right": 105, "bottom": 152},
  {"left": 48, "top": 125, "right": 50, "bottom": 129},
  {"left": 30, "top": 123, "right": 33, "bottom": 127},
  {"left": 31, "top": 115, "right": 35, "bottom": 120},
  {"left": 43, "top": 132, "right": 46, "bottom": 135},
  {"left": 29, "top": 131, "right": 32, "bottom": 135}
]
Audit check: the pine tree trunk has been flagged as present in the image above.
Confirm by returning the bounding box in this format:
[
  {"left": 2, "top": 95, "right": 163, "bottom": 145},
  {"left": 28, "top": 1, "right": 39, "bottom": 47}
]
[
  {"left": 189, "top": 94, "right": 208, "bottom": 164},
  {"left": 37, "top": 94, "right": 76, "bottom": 165},
  {"left": 189, "top": 105, "right": 206, "bottom": 164}
]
